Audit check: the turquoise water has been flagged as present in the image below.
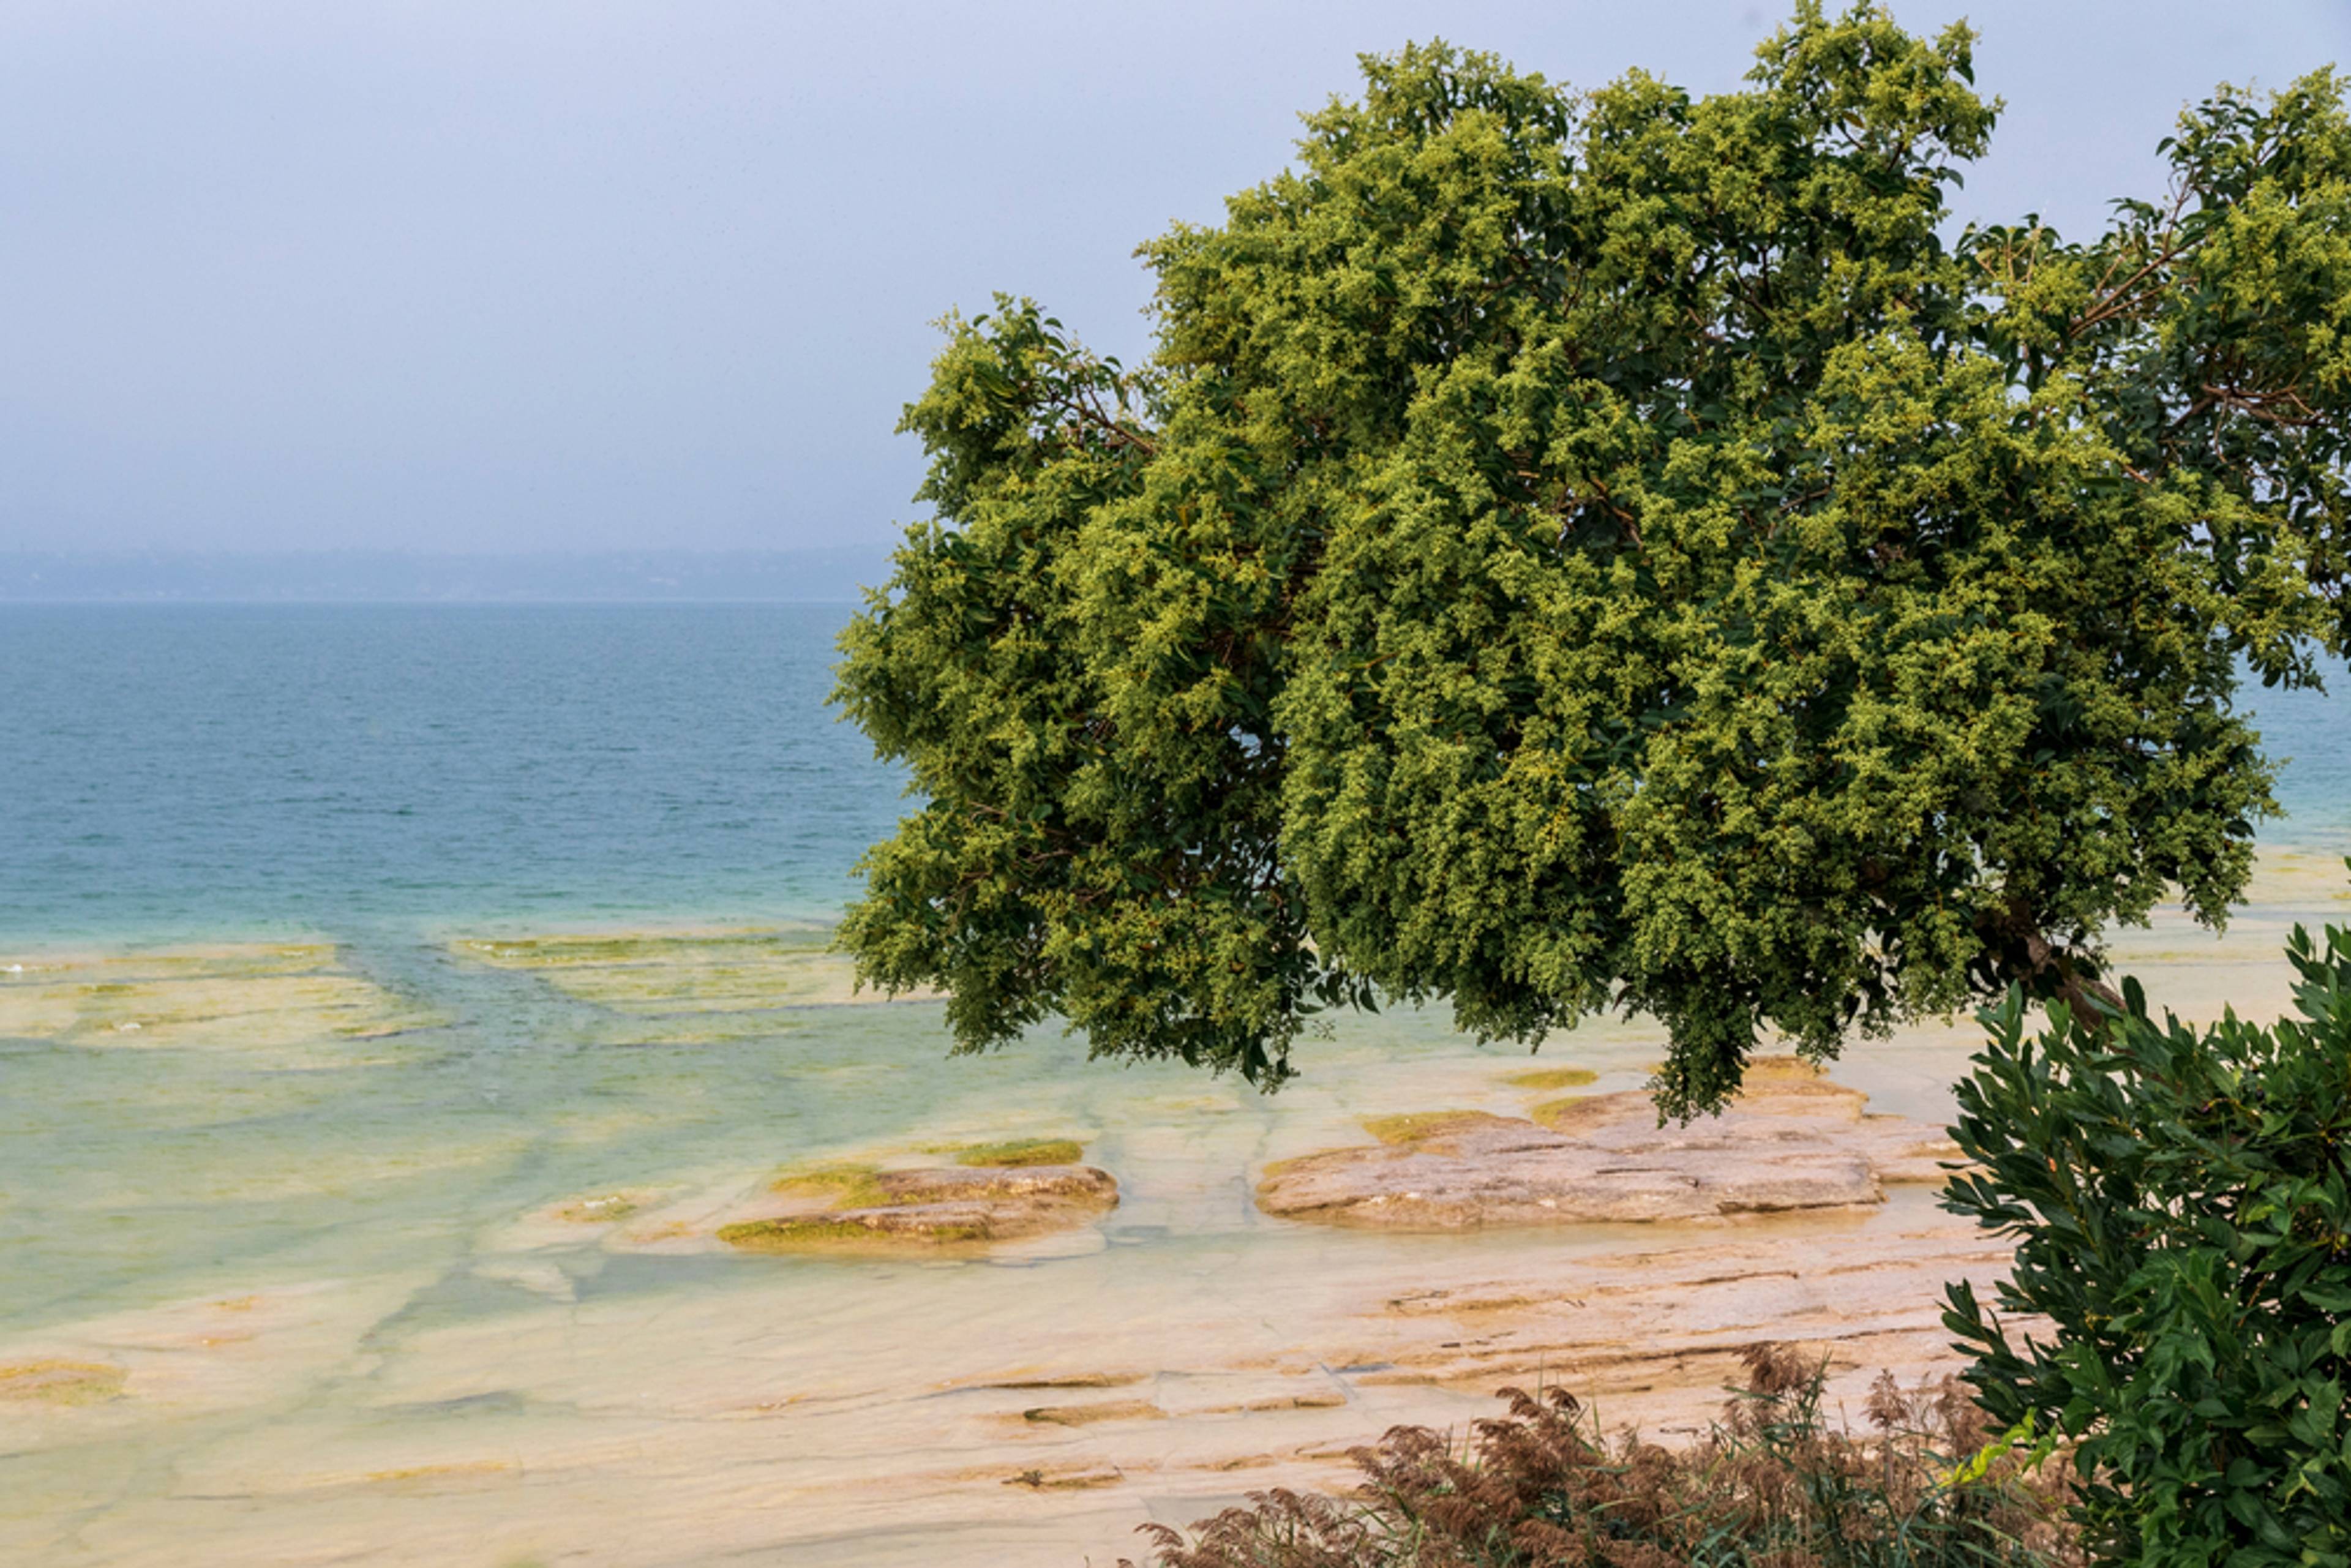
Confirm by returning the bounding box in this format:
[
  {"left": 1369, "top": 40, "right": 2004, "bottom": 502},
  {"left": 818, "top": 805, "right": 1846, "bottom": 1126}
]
[
  {"left": 2249, "top": 657, "right": 2351, "bottom": 851},
  {"left": 0, "top": 604, "right": 904, "bottom": 944},
  {"left": 4, "top": 605, "right": 2343, "bottom": 948}
]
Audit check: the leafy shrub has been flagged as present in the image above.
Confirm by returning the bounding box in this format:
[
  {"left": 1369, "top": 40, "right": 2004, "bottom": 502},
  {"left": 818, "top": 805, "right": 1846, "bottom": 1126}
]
[
  {"left": 1126, "top": 1345, "right": 2072, "bottom": 1567},
  {"left": 1944, "top": 912, "right": 2351, "bottom": 1563}
]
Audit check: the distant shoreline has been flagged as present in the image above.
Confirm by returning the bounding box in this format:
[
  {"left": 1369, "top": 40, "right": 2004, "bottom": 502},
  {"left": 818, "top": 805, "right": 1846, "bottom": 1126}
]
[{"left": 0, "top": 549, "right": 891, "bottom": 605}]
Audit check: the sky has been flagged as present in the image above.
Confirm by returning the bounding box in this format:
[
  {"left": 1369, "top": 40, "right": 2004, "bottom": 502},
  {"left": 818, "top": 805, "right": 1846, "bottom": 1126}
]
[{"left": 1, "top": 1, "right": 2345, "bottom": 558}]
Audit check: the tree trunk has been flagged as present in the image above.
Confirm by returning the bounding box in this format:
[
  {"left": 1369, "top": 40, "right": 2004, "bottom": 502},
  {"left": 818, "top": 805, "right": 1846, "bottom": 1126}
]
[{"left": 1974, "top": 897, "right": 2126, "bottom": 1022}]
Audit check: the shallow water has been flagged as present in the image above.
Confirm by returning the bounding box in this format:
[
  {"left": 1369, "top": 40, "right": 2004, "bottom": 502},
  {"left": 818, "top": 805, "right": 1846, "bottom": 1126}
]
[{"left": 4, "top": 606, "right": 2347, "bottom": 1565}]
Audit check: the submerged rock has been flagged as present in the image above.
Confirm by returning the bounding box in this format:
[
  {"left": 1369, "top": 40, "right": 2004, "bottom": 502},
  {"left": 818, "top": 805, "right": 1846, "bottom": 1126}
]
[
  {"left": 1258, "top": 1058, "right": 1959, "bottom": 1229},
  {"left": 448, "top": 929, "right": 888, "bottom": 1016},
  {"left": 0, "top": 944, "right": 440, "bottom": 1050},
  {"left": 716, "top": 1164, "right": 1119, "bottom": 1253}
]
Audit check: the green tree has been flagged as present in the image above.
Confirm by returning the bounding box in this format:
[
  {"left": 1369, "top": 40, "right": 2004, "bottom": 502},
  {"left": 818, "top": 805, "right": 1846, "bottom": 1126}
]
[{"left": 834, "top": 3, "right": 2351, "bottom": 1116}]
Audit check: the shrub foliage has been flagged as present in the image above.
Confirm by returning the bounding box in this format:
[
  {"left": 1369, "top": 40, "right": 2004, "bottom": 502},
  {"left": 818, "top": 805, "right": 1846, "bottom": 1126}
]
[{"left": 1944, "top": 912, "right": 2351, "bottom": 1562}]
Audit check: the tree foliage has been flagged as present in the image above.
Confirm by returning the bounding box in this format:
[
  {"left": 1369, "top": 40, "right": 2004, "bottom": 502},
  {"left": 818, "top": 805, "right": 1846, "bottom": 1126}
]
[
  {"left": 834, "top": 2, "right": 2351, "bottom": 1115},
  {"left": 1944, "top": 908, "right": 2351, "bottom": 1563}
]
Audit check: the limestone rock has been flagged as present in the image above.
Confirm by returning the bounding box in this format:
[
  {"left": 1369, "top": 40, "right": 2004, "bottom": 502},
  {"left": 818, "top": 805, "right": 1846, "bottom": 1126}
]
[
  {"left": 717, "top": 1164, "right": 1119, "bottom": 1253},
  {"left": 1258, "top": 1059, "right": 1960, "bottom": 1229}
]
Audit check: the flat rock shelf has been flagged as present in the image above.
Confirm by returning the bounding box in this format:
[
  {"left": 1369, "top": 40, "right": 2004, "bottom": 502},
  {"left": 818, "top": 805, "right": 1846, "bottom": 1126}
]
[{"left": 1256, "top": 1058, "right": 1962, "bottom": 1228}]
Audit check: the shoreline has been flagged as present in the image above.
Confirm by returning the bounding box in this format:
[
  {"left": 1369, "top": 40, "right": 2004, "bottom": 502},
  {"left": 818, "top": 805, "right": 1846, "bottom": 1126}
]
[{"left": 2, "top": 850, "right": 2343, "bottom": 1565}]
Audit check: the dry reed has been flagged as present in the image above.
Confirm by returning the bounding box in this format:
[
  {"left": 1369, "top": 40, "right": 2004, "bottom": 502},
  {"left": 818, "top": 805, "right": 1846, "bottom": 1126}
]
[{"left": 1127, "top": 1346, "right": 2078, "bottom": 1567}]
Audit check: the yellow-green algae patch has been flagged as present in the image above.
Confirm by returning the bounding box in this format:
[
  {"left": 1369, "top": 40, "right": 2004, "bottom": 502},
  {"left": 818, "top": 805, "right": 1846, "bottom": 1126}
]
[
  {"left": 1529, "top": 1095, "right": 1592, "bottom": 1125},
  {"left": 1501, "top": 1066, "right": 1597, "bottom": 1091},
  {"left": 447, "top": 929, "right": 890, "bottom": 1016},
  {"left": 0, "top": 945, "right": 441, "bottom": 1049},
  {"left": 765, "top": 1162, "right": 896, "bottom": 1207},
  {"left": 1360, "top": 1110, "right": 1513, "bottom": 1147},
  {"left": 0, "top": 1360, "right": 127, "bottom": 1406},
  {"left": 718, "top": 1215, "right": 992, "bottom": 1250},
  {"left": 945, "top": 1139, "right": 1086, "bottom": 1169}
]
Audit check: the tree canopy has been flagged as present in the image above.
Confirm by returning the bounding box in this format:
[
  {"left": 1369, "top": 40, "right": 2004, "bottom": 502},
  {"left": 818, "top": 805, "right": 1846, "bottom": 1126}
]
[{"left": 834, "top": 2, "right": 2351, "bottom": 1116}]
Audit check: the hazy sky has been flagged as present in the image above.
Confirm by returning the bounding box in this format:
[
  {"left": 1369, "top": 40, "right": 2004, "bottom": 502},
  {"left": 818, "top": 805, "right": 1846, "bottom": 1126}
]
[{"left": 3, "top": 2, "right": 2344, "bottom": 556}]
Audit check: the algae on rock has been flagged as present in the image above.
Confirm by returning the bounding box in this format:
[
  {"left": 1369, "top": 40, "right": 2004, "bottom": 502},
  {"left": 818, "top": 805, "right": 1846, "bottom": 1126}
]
[
  {"left": 942, "top": 1138, "right": 1087, "bottom": 1168},
  {"left": 1499, "top": 1067, "right": 1598, "bottom": 1091},
  {"left": 448, "top": 929, "right": 894, "bottom": 1018},
  {"left": 715, "top": 1163, "right": 1119, "bottom": 1254},
  {"left": 0, "top": 945, "right": 441, "bottom": 1051}
]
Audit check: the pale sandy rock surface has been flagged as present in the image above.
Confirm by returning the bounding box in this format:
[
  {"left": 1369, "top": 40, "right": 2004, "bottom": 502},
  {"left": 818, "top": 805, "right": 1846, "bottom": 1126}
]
[
  {"left": 1257, "top": 1059, "right": 1960, "bottom": 1228},
  {"left": 0, "top": 1195, "right": 2009, "bottom": 1568},
  {"left": 1355, "top": 1212, "right": 2020, "bottom": 1438}
]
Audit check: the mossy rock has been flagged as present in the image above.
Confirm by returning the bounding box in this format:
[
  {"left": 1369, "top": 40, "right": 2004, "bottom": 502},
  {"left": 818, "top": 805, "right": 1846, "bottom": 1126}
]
[
  {"left": 767, "top": 1162, "right": 895, "bottom": 1207},
  {"left": 719, "top": 1214, "right": 992, "bottom": 1250},
  {"left": 950, "top": 1138, "right": 1085, "bottom": 1168},
  {"left": 1529, "top": 1095, "right": 1594, "bottom": 1126},
  {"left": 1360, "top": 1110, "right": 1512, "bottom": 1147},
  {"left": 1502, "top": 1066, "right": 1598, "bottom": 1091},
  {"left": 717, "top": 1165, "right": 1119, "bottom": 1255}
]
